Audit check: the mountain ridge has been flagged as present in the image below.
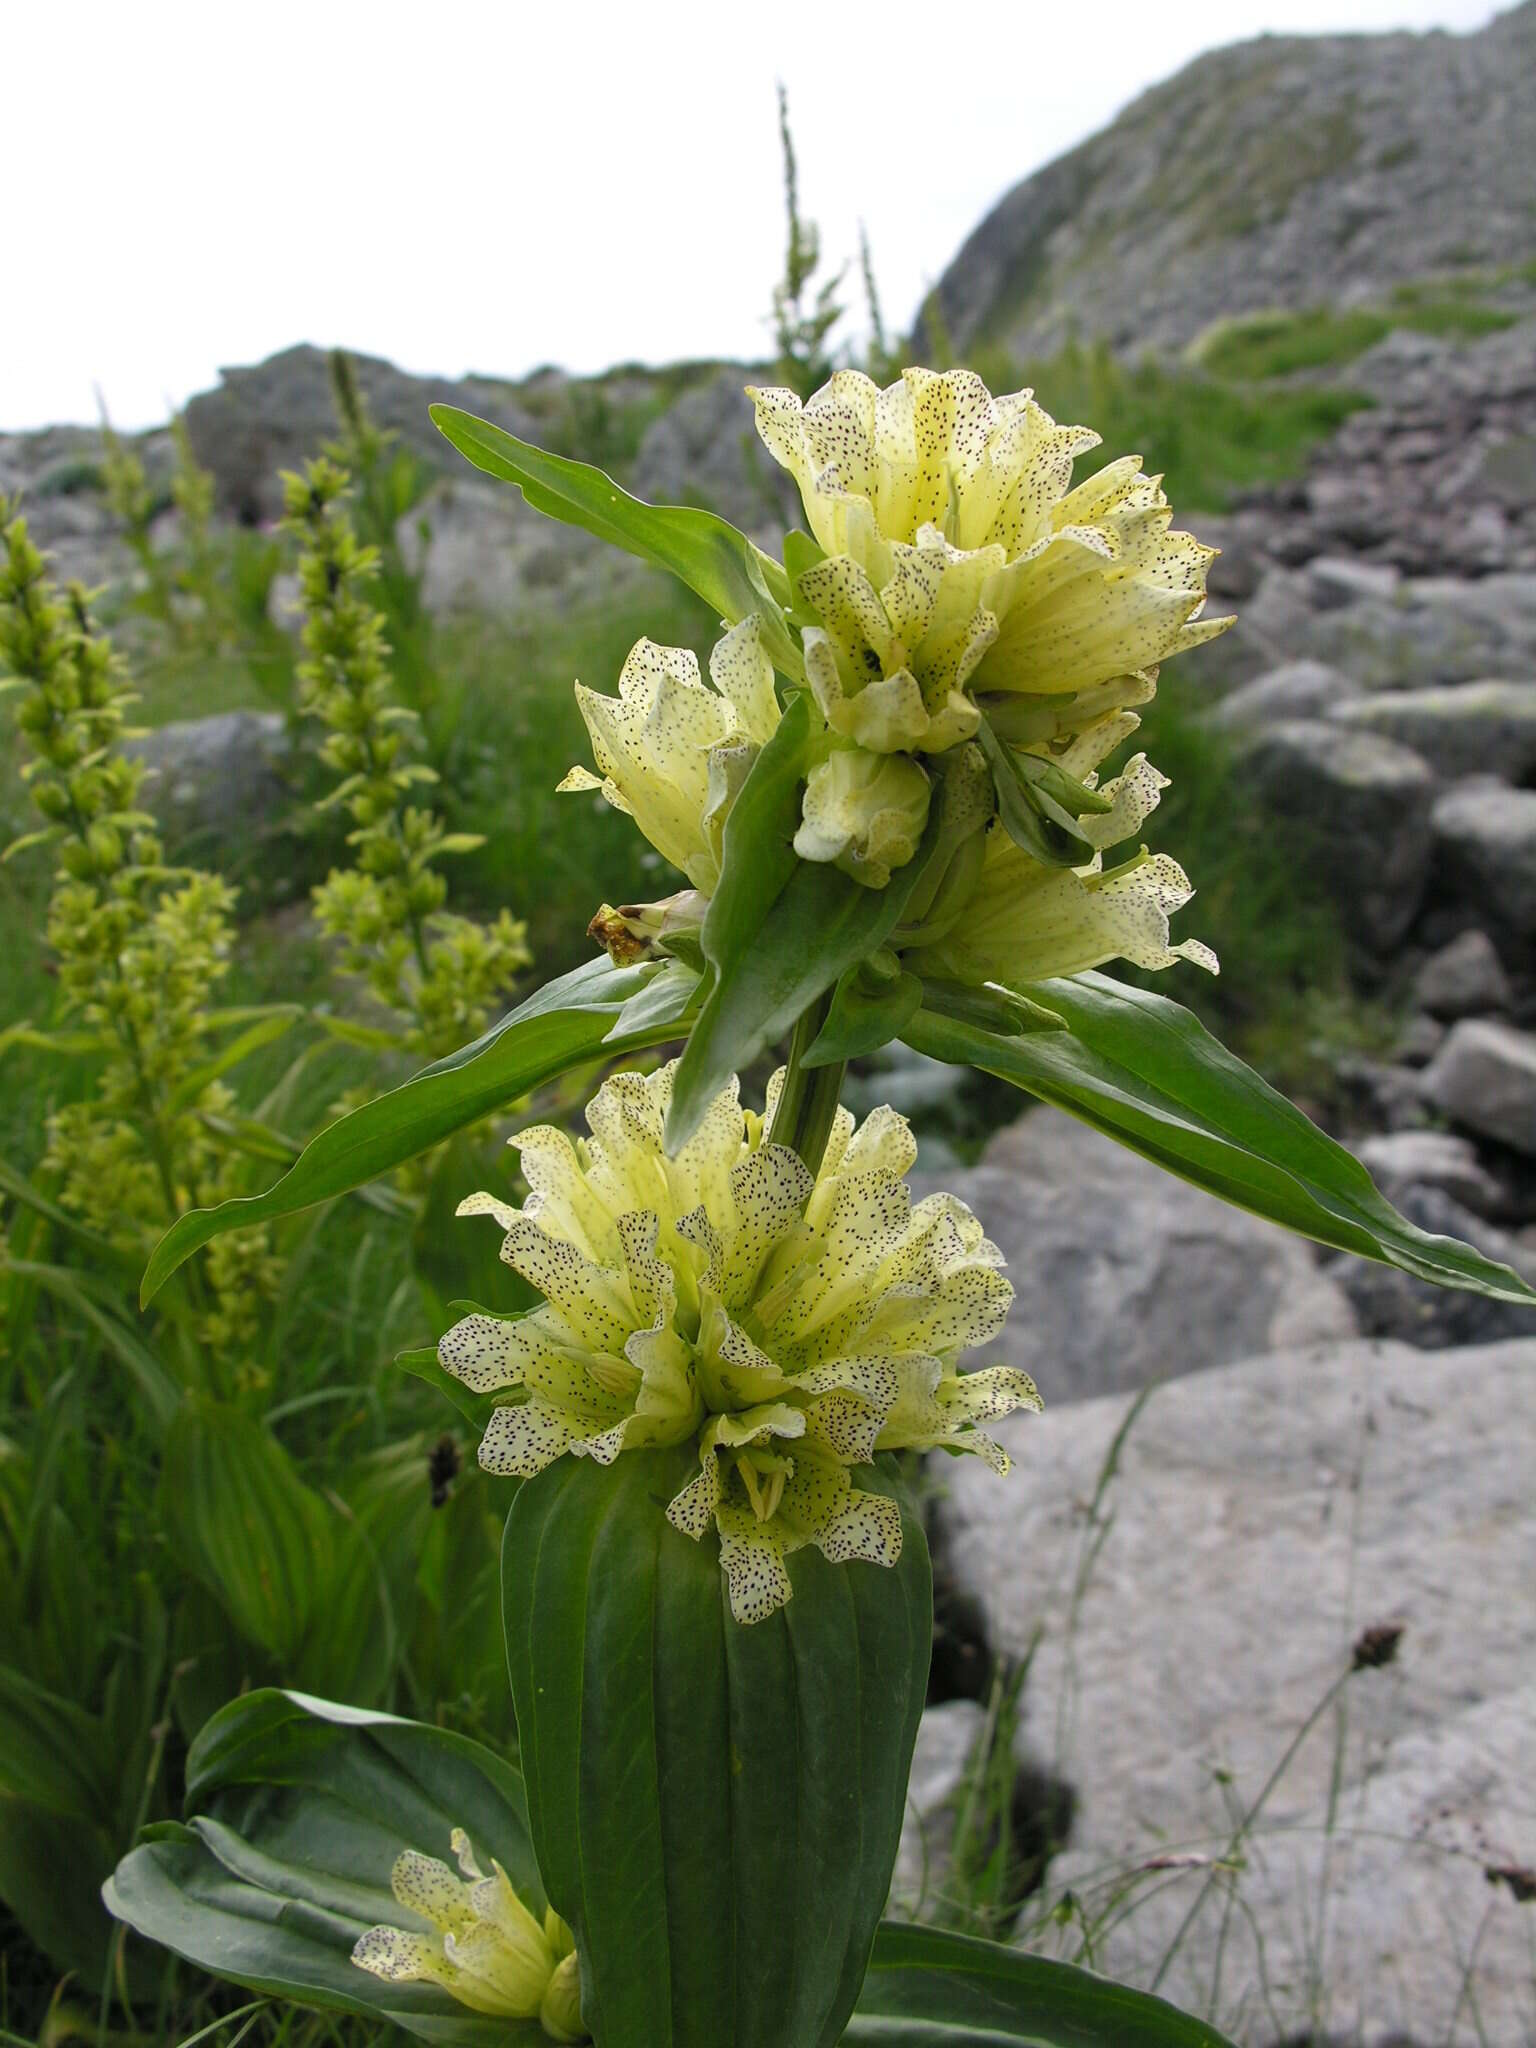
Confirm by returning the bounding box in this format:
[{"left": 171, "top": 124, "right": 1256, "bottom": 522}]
[{"left": 929, "top": 0, "right": 1536, "bottom": 361}]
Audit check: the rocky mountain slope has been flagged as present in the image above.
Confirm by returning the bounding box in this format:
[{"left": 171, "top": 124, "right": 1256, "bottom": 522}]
[{"left": 929, "top": 0, "right": 1536, "bottom": 359}]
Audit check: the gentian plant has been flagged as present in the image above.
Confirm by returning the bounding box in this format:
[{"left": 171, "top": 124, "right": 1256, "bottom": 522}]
[{"left": 110, "top": 369, "right": 1534, "bottom": 2048}]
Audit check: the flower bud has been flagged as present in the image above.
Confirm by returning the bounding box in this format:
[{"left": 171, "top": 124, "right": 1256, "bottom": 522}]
[{"left": 794, "top": 746, "right": 931, "bottom": 889}]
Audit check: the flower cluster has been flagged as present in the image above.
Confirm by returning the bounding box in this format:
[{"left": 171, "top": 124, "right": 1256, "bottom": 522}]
[
  {"left": 352, "top": 1826, "right": 584, "bottom": 2037},
  {"left": 559, "top": 366, "right": 1225, "bottom": 984},
  {"left": 284, "top": 461, "right": 531, "bottom": 1059},
  {"left": 440, "top": 1062, "right": 1039, "bottom": 1623},
  {"left": 0, "top": 505, "right": 277, "bottom": 1349}
]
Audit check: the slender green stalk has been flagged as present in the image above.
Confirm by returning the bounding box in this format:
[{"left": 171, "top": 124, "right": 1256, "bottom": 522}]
[{"left": 768, "top": 993, "right": 844, "bottom": 1177}]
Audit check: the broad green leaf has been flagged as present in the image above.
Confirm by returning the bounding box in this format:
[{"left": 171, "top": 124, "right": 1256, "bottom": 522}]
[
  {"left": 142, "top": 954, "right": 697, "bottom": 1306},
  {"left": 505, "top": 1448, "right": 931, "bottom": 2048},
  {"left": 848, "top": 1922, "right": 1239, "bottom": 2046},
  {"left": 430, "top": 405, "right": 803, "bottom": 679},
  {"left": 0, "top": 1800, "right": 123, "bottom": 1987},
  {"left": 905, "top": 975, "right": 1536, "bottom": 1304},
  {"left": 699, "top": 690, "right": 816, "bottom": 983},
  {"left": 105, "top": 1691, "right": 545, "bottom": 2045},
  {"left": 670, "top": 734, "right": 944, "bottom": 1149},
  {"left": 0, "top": 1665, "right": 113, "bottom": 1821},
  {"left": 159, "top": 1403, "right": 332, "bottom": 1661}
]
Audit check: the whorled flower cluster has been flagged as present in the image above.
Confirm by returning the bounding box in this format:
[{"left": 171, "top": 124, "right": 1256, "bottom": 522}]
[
  {"left": 557, "top": 367, "right": 1225, "bottom": 982},
  {"left": 352, "top": 1827, "right": 584, "bottom": 2037},
  {"left": 440, "top": 1063, "right": 1039, "bottom": 1624},
  {"left": 749, "top": 365, "right": 1230, "bottom": 750}
]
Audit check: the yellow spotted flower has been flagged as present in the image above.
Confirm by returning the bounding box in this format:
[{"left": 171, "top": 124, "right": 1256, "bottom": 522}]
[
  {"left": 557, "top": 617, "right": 780, "bottom": 893},
  {"left": 905, "top": 703, "right": 1215, "bottom": 983},
  {"left": 439, "top": 1064, "right": 1039, "bottom": 1625},
  {"left": 351, "top": 1828, "right": 584, "bottom": 2039},
  {"left": 749, "top": 367, "right": 1231, "bottom": 744}
]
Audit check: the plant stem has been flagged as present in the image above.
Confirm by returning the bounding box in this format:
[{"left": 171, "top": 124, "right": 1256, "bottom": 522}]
[{"left": 769, "top": 991, "right": 845, "bottom": 1178}]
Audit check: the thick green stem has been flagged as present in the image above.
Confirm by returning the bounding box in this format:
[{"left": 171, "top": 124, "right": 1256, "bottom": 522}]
[{"left": 768, "top": 992, "right": 845, "bottom": 1179}]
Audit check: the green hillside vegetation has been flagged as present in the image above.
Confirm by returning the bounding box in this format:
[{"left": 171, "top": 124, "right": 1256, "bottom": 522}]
[{"left": 1192, "top": 267, "right": 1527, "bottom": 380}]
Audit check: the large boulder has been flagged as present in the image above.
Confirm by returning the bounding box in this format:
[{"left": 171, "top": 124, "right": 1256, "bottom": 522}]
[
  {"left": 631, "top": 366, "right": 797, "bottom": 537},
  {"left": 182, "top": 344, "right": 539, "bottom": 525},
  {"left": 1207, "top": 657, "right": 1358, "bottom": 731},
  {"left": 399, "top": 476, "right": 626, "bottom": 618},
  {"left": 1412, "top": 928, "right": 1513, "bottom": 1020},
  {"left": 1238, "top": 719, "right": 1436, "bottom": 949},
  {"left": 916, "top": 1108, "right": 1355, "bottom": 1406},
  {"left": 1421, "top": 1019, "right": 1536, "bottom": 1158},
  {"left": 937, "top": 1336, "right": 1536, "bottom": 2048},
  {"left": 1353, "top": 1128, "right": 1506, "bottom": 1218},
  {"left": 1329, "top": 678, "right": 1536, "bottom": 784},
  {"left": 1241, "top": 568, "right": 1536, "bottom": 691},
  {"left": 1430, "top": 778, "right": 1536, "bottom": 939}
]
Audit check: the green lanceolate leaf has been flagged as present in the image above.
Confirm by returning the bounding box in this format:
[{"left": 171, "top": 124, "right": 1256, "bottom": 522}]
[
  {"left": 976, "top": 717, "right": 1104, "bottom": 869},
  {"left": 669, "top": 723, "right": 943, "bottom": 1150},
  {"left": 141, "top": 954, "right": 698, "bottom": 1306},
  {"left": 105, "top": 1690, "right": 546, "bottom": 2046},
  {"left": 905, "top": 974, "right": 1536, "bottom": 1304},
  {"left": 504, "top": 1448, "right": 931, "bottom": 2048},
  {"left": 848, "top": 1922, "right": 1239, "bottom": 2046},
  {"left": 700, "top": 690, "right": 817, "bottom": 982},
  {"left": 430, "top": 406, "right": 802, "bottom": 680}
]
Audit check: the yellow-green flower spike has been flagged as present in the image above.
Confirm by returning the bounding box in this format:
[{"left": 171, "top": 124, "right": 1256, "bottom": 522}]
[
  {"left": 439, "top": 1065, "right": 1040, "bottom": 1625},
  {"left": 351, "top": 1828, "right": 585, "bottom": 2037}
]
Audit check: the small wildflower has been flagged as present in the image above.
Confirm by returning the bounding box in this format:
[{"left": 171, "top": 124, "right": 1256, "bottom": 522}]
[
  {"left": 439, "top": 1063, "right": 1039, "bottom": 1624},
  {"left": 352, "top": 1828, "right": 584, "bottom": 2037}
]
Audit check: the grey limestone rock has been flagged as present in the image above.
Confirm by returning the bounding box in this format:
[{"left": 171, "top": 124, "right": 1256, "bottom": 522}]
[
  {"left": 1353, "top": 1128, "right": 1506, "bottom": 1218},
  {"left": 888, "top": 1701, "right": 987, "bottom": 1921},
  {"left": 1239, "top": 719, "right": 1436, "bottom": 949},
  {"left": 1332, "top": 1185, "right": 1536, "bottom": 1347},
  {"left": 125, "top": 711, "right": 289, "bottom": 839},
  {"left": 1430, "top": 778, "right": 1536, "bottom": 939},
  {"left": 631, "top": 367, "right": 797, "bottom": 538},
  {"left": 181, "top": 343, "right": 540, "bottom": 525},
  {"left": 935, "top": 1335, "right": 1536, "bottom": 2047},
  {"left": 915, "top": 1107, "right": 1356, "bottom": 1406},
  {"left": 1422, "top": 1018, "right": 1536, "bottom": 1157},
  {"left": 1331, "top": 679, "right": 1536, "bottom": 785},
  {"left": 1207, "top": 658, "right": 1358, "bottom": 731},
  {"left": 928, "top": 5, "right": 1536, "bottom": 364},
  {"left": 1412, "top": 928, "right": 1513, "bottom": 1019}
]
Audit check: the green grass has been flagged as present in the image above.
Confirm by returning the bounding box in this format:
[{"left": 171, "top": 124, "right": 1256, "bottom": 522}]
[{"left": 1193, "top": 285, "right": 1518, "bottom": 382}]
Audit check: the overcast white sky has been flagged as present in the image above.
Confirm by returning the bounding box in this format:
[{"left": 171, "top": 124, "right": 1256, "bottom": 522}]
[{"left": 9, "top": 0, "right": 1506, "bottom": 431}]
